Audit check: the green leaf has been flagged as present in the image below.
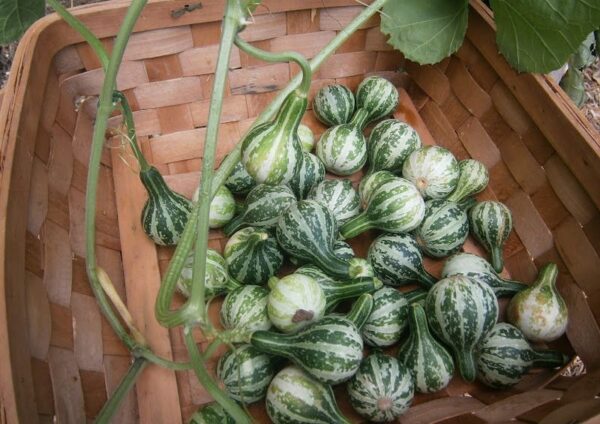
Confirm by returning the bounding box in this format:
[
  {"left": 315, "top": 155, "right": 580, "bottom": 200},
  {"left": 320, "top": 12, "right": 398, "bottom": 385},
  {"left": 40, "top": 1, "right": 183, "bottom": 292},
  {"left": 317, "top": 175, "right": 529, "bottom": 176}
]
[
  {"left": 0, "top": 0, "right": 44, "bottom": 43},
  {"left": 491, "top": 0, "right": 600, "bottom": 73},
  {"left": 380, "top": 0, "right": 469, "bottom": 65},
  {"left": 559, "top": 65, "right": 586, "bottom": 107}
]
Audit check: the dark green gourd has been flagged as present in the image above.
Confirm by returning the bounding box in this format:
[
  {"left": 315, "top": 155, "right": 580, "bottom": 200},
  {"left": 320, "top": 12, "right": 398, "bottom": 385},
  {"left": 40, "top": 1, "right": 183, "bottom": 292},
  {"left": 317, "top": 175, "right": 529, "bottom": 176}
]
[
  {"left": 355, "top": 76, "right": 400, "bottom": 124},
  {"left": 307, "top": 179, "right": 360, "bottom": 225},
  {"left": 367, "top": 119, "right": 421, "bottom": 174},
  {"left": 469, "top": 200, "right": 513, "bottom": 273},
  {"left": 288, "top": 151, "right": 325, "bottom": 199},
  {"left": 447, "top": 159, "right": 489, "bottom": 203},
  {"left": 189, "top": 403, "right": 234, "bottom": 424},
  {"left": 312, "top": 83, "right": 356, "bottom": 127},
  {"left": 225, "top": 159, "right": 256, "bottom": 195},
  {"left": 177, "top": 249, "right": 241, "bottom": 298},
  {"left": 362, "top": 287, "right": 409, "bottom": 347}
]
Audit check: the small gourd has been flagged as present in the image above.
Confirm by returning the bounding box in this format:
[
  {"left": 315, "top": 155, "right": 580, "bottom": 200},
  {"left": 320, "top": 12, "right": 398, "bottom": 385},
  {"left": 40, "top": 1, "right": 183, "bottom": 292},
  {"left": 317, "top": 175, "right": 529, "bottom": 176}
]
[
  {"left": 397, "top": 303, "right": 454, "bottom": 393},
  {"left": 308, "top": 179, "right": 360, "bottom": 225},
  {"left": 192, "top": 185, "right": 235, "bottom": 229},
  {"left": 347, "top": 352, "right": 414, "bottom": 423},
  {"left": 362, "top": 287, "right": 409, "bottom": 347},
  {"left": 177, "top": 249, "right": 241, "bottom": 298},
  {"left": 289, "top": 239, "right": 354, "bottom": 267},
  {"left": 288, "top": 151, "right": 325, "bottom": 199},
  {"left": 297, "top": 123, "right": 315, "bottom": 152},
  {"left": 367, "top": 119, "right": 421, "bottom": 174},
  {"left": 402, "top": 146, "right": 459, "bottom": 199},
  {"left": 425, "top": 275, "right": 499, "bottom": 381},
  {"left": 355, "top": 76, "right": 400, "bottom": 124},
  {"left": 224, "top": 159, "right": 256, "bottom": 195},
  {"left": 469, "top": 200, "right": 513, "bottom": 273},
  {"left": 189, "top": 403, "right": 234, "bottom": 424},
  {"left": 312, "top": 83, "right": 355, "bottom": 127},
  {"left": 358, "top": 170, "right": 396, "bottom": 207},
  {"left": 507, "top": 263, "right": 568, "bottom": 342},
  {"left": 220, "top": 285, "right": 271, "bottom": 340},
  {"left": 447, "top": 159, "right": 489, "bottom": 203},
  {"left": 224, "top": 227, "right": 283, "bottom": 285}
]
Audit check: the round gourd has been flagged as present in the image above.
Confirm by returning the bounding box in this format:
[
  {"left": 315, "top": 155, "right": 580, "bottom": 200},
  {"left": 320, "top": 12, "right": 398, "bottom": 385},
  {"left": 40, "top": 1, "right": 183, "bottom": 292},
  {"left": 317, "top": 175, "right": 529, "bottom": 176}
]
[
  {"left": 316, "top": 120, "right": 367, "bottom": 175},
  {"left": 347, "top": 352, "right": 414, "bottom": 423},
  {"left": 355, "top": 76, "right": 399, "bottom": 124},
  {"left": 189, "top": 403, "right": 234, "bottom": 424},
  {"left": 362, "top": 287, "right": 409, "bottom": 347},
  {"left": 425, "top": 275, "right": 499, "bottom": 381},
  {"left": 359, "top": 170, "right": 396, "bottom": 207},
  {"left": 402, "top": 146, "right": 459, "bottom": 199},
  {"left": 312, "top": 83, "right": 356, "bottom": 127},
  {"left": 192, "top": 185, "right": 235, "bottom": 229},
  {"left": 469, "top": 200, "right": 513, "bottom": 273},
  {"left": 177, "top": 249, "right": 240, "bottom": 298},
  {"left": 297, "top": 123, "right": 315, "bottom": 152},
  {"left": 220, "top": 285, "right": 271, "bottom": 340},
  {"left": 367, "top": 119, "right": 421, "bottom": 174},
  {"left": 308, "top": 179, "right": 360, "bottom": 224},
  {"left": 288, "top": 151, "right": 325, "bottom": 199},
  {"left": 447, "top": 159, "right": 489, "bottom": 203},
  {"left": 224, "top": 227, "right": 283, "bottom": 285},
  {"left": 225, "top": 159, "right": 255, "bottom": 195}
]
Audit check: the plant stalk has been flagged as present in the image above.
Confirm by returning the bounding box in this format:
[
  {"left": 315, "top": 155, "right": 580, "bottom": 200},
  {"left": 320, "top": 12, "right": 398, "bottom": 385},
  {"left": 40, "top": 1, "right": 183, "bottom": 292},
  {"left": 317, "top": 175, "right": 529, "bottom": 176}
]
[{"left": 113, "top": 91, "right": 151, "bottom": 171}]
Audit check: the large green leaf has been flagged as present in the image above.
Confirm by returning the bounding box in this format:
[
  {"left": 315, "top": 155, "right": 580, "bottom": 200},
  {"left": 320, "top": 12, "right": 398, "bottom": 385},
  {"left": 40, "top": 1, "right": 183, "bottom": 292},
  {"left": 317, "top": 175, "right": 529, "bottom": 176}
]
[
  {"left": 491, "top": 0, "right": 600, "bottom": 73},
  {"left": 0, "top": 0, "right": 44, "bottom": 43},
  {"left": 380, "top": 0, "right": 469, "bottom": 65}
]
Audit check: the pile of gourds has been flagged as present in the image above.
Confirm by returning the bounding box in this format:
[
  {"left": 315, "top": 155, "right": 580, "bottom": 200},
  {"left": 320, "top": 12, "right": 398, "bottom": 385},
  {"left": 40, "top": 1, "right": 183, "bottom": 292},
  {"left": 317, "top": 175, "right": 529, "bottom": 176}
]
[{"left": 145, "top": 77, "right": 570, "bottom": 424}]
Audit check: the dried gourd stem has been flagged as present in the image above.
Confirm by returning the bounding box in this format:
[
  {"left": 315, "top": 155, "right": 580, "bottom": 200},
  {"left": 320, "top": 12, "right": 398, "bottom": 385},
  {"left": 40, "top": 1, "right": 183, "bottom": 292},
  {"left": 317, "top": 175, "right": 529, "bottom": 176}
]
[{"left": 113, "top": 91, "right": 151, "bottom": 171}]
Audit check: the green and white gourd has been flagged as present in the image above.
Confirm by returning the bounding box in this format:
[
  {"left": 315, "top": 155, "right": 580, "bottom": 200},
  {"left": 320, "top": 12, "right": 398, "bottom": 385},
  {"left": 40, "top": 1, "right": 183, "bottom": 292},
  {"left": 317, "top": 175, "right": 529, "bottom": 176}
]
[
  {"left": 507, "top": 263, "right": 568, "bottom": 342},
  {"left": 267, "top": 273, "right": 326, "bottom": 333},
  {"left": 362, "top": 287, "right": 409, "bottom": 347},
  {"left": 475, "top": 323, "right": 568, "bottom": 389},
  {"left": 220, "top": 285, "right": 271, "bottom": 340},
  {"left": 177, "top": 249, "right": 240, "bottom": 298},
  {"left": 341, "top": 177, "right": 425, "bottom": 239},
  {"left": 224, "top": 227, "right": 283, "bottom": 285},
  {"left": 415, "top": 198, "right": 475, "bottom": 258},
  {"left": 402, "top": 146, "right": 460, "bottom": 199},
  {"left": 288, "top": 152, "right": 325, "bottom": 199},
  {"left": 225, "top": 159, "right": 256, "bottom": 195},
  {"left": 347, "top": 352, "right": 414, "bottom": 423},
  {"left": 223, "top": 184, "right": 296, "bottom": 236},
  {"left": 355, "top": 76, "right": 400, "bottom": 124},
  {"left": 358, "top": 170, "right": 396, "bottom": 207},
  {"left": 189, "top": 403, "right": 234, "bottom": 424},
  {"left": 425, "top": 275, "right": 499, "bottom": 381},
  {"left": 367, "top": 119, "right": 421, "bottom": 174},
  {"left": 297, "top": 123, "right": 315, "bottom": 152},
  {"left": 447, "top": 159, "right": 489, "bottom": 203},
  {"left": 312, "top": 83, "right": 355, "bottom": 127},
  {"left": 345, "top": 293, "right": 375, "bottom": 330},
  {"left": 397, "top": 303, "right": 454, "bottom": 393},
  {"left": 289, "top": 239, "right": 354, "bottom": 267},
  {"left": 140, "top": 166, "right": 192, "bottom": 246},
  {"left": 307, "top": 179, "right": 360, "bottom": 225},
  {"left": 216, "top": 344, "right": 277, "bottom": 404},
  {"left": 442, "top": 253, "right": 527, "bottom": 297},
  {"left": 469, "top": 200, "right": 513, "bottom": 273},
  {"left": 251, "top": 315, "right": 363, "bottom": 384},
  {"left": 192, "top": 185, "right": 235, "bottom": 229},
  {"left": 266, "top": 366, "right": 351, "bottom": 424},
  {"left": 367, "top": 233, "right": 436, "bottom": 288}
]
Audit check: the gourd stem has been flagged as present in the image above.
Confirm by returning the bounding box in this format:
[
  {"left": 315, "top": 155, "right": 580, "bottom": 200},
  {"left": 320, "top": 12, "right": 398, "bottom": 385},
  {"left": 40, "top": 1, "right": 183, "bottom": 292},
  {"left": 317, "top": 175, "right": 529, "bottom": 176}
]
[
  {"left": 408, "top": 303, "right": 429, "bottom": 336},
  {"left": 325, "top": 278, "right": 377, "bottom": 306},
  {"left": 404, "top": 288, "right": 429, "bottom": 304},
  {"left": 345, "top": 294, "right": 374, "bottom": 330},
  {"left": 350, "top": 108, "right": 370, "bottom": 131},
  {"left": 490, "top": 247, "right": 504, "bottom": 273},
  {"left": 315, "top": 255, "right": 352, "bottom": 280},
  {"left": 113, "top": 91, "right": 151, "bottom": 172},
  {"left": 456, "top": 350, "right": 477, "bottom": 382},
  {"left": 536, "top": 263, "right": 559, "bottom": 288},
  {"left": 419, "top": 270, "right": 437, "bottom": 288},
  {"left": 531, "top": 349, "right": 569, "bottom": 368},
  {"left": 223, "top": 212, "right": 245, "bottom": 236},
  {"left": 340, "top": 213, "right": 373, "bottom": 239},
  {"left": 496, "top": 278, "right": 528, "bottom": 297},
  {"left": 458, "top": 197, "right": 477, "bottom": 211}
]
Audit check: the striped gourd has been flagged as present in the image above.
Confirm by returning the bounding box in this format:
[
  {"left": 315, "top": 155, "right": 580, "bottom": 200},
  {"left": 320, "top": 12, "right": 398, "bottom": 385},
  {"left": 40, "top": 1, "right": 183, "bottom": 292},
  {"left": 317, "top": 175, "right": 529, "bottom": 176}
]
[
  {"left": 297, "top": 123, "right": 315, "bottom": 152},
  {"left": 475, "top": 323, "right": 568, "bottom": 389},
  {"left": 307, "top": 179, "right": 360, "bottom": 225},
  {"left": 220, "top": 285, "right": 271, "bottom": 340},
  {"left": 345, "top": 293, "right": 375, "bottom": 329},
  {"left": 266, "top": 366, "right": 351, "bottom": 424},
  {"left": 276, "top": 200, "right": 365, "bottom": 280},
  {"left": 507, "top": 263, "right": 568, "bottom": 342},
  {"left": 216, "top": 344, "right": 277, "bottom": 404},
  {"left": 355, "top": 76, "right": 400, "bottom": 124},
  {"left": 189, "top": 403, "right": 234, "bottom": 424},
  {"left": 288, "top": 152, "right": 325, "bottom": 199},
  {"left": 442, "top": 253, "right": 527, "bottom": 297},
  {"left": 140, "top": 166, "right": 192, "bottom": 246},
  {"left": 341, "top": 177, "right": 425, "bottom": 239},
  {"left": 415, "top": 198, "right": 475, "bottom": 258},
  {"left": 224, "top": 227, "right": 283, "bottom": 285},
  {"left": 447, "top": 159, "right": 489, "bottom": 203},
  {"left": 347, "top": 352, "right": 414, "bottom": 423},
  {"left": 251, "top": 315, "right": 363, "bottom": 384},
  {"left": 312, "top": 83, "right": 355, "bottom": 127},
  {"left": 402, "top": 146, "right": 459, "bottom": 199},
  {"left": 404, "top": 288, "right": 429, "bottom": 305},
  {"left": 368, "top": 233, "right": 436, "bottom": 288},
  {"left": 362, "top": 287, "right": 409, "bottom": 347},
  {"left": 223, "top": 184, "right": 295, "bottom": 236},
  {"left": 367, "top": 119, "right": 421, "bottom": 174},
  {"left": 469, "top": 201, "right": 513, "bottom": 273},
  {"left": 397, "top": 303, "right": 454, "bottom": 393},
  {"left": 241, "top": 91, "right": 305, "bottom": 185},
  {"left": 267, "top": 273, "right": 326, "bottom": 333},
  {"left": 192, "top": 185, "right": 235, "bottom": 229},
  {"left": 289, "top": 239, "right": 354, "bottom": 266},
  {"left": 177, "top": 249, "right": 241, "bottom": 298},
  {"left": 358, "top": 170, "right": 396, "bottom": 207},
  {"left": 425, "top": 275, "right": 499, "bottom": 381},
  {"left": 225, "top": 159, "right": 256, "bottom": 195}
]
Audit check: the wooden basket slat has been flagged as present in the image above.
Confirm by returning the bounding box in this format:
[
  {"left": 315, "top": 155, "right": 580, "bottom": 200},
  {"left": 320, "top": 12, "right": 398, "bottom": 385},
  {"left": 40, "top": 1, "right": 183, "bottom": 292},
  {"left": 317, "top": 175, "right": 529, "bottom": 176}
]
[{"left": 25, "top": 270, "right": 52, "bottom": 361}]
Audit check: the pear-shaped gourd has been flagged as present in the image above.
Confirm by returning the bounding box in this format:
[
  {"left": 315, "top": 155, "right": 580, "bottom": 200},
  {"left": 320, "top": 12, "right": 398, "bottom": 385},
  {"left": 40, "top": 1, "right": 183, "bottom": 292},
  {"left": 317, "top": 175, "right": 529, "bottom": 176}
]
[
  {"left": 241, "top": 91, "right": 305, "bottom": 185},
  {"left": 192, "top": 185, "right": 235, "bottom": 229},
  {"left": 220, "top": 285, "right": 271, "bottom": 340},
  {"left": 225, "top": 159, "right": 256, "bottom": 195},
  {"left": 355, "top": 76, "right": 400, "bottom": 124},
  {"left": 447, "top": 159, "right": 489, "bottom": 203},
  {"left": 251, "top": 315, "right": 363, "bottom": 384},
  {"left": 140, "top": 166, "right": 192, "bottom": 246},
  {"left": 297, "top": 123, "right": 315, "bottom": 152},
  {"left": 223, "top": 184, "right": 296, "bottom": 236},
  {"left": 289, "top": 239, "right": 354, "bottom": 267},
  {"left": 267, "top": 273, "right": 326, "bottom": 333},
  {"left": 224, "top": 227, "right": 283, "bottom": 285},
  {"left": 266, "top": 366, "right": 352, "bottom": 424},
  {"left": 177, "top": 249, "right": 241, "bottom": 298},
  {"left": 313, "top": 83, "right": 356, "bottom": 127},
  {"left": 415, "top": 198, "right": 475, "bottom": 258},
  {"left": 341, "top": 177, "right": 426, "bottom": 239},
  {"left": 189, "top": 403, "right": 234, "bottom": 424},
  {"left": 359, "top": 170, "right": 396, "bottom": 207},
  {"left": 308, "top": 179, "right": 360, "bottom": 224},
  {"left": 425, "top": 275, "right": 499, "bottom": 381},
  {"left": 347, "top": 352, "right": 414, "bottom": 423},
  {"left": 345, "top": 293, "right": 375, "bottom": 329},
  {"left": 507, "top": 263, "right": 568, "bottom": 342},
  {"left": 367, "top": 119, "right": 421, "bottom": 174},
  {"left": 362, "top": 287, "right": 409, "bottom": 347},
  {"left": 397, "top": 303, "right": 454, "bottom": 393},
  {"left": 469, "top": 200, "right": 513, "bottom": 273},
  {"left": 368, "top": 233, "right": 436, "bottom": 288},
  {"left": 402, "top": 146, "right": 460, "bottom": 199},
  {"left": 288, "top": 152, "right": 325, "bottom": 199},
  {"left": 442, "top": 253, "right": 527, "bottom": 297},
  {"left": 475, "top": 323, "right": 568, "bottom": 389}
]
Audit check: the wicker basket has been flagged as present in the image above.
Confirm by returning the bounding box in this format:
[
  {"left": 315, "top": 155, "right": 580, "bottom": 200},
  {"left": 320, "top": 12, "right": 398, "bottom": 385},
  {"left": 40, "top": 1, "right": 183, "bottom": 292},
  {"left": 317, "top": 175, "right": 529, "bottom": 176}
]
[{"left": 1, "top": 0, "right": 600, "bottom": 422}]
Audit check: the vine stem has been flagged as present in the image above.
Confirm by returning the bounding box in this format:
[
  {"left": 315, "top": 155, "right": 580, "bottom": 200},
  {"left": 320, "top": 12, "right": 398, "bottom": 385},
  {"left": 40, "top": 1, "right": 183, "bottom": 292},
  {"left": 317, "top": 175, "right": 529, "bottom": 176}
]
[{"left": 113, "top": 91, "right": 151, "bottom": 171}]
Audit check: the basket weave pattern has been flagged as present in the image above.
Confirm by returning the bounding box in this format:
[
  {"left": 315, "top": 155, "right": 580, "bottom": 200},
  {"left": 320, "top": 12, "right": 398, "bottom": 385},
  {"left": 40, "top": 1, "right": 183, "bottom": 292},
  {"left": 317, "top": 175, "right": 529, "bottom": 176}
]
[{"left": 1, "top": 1, "right": 600, "bottom": 423}]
